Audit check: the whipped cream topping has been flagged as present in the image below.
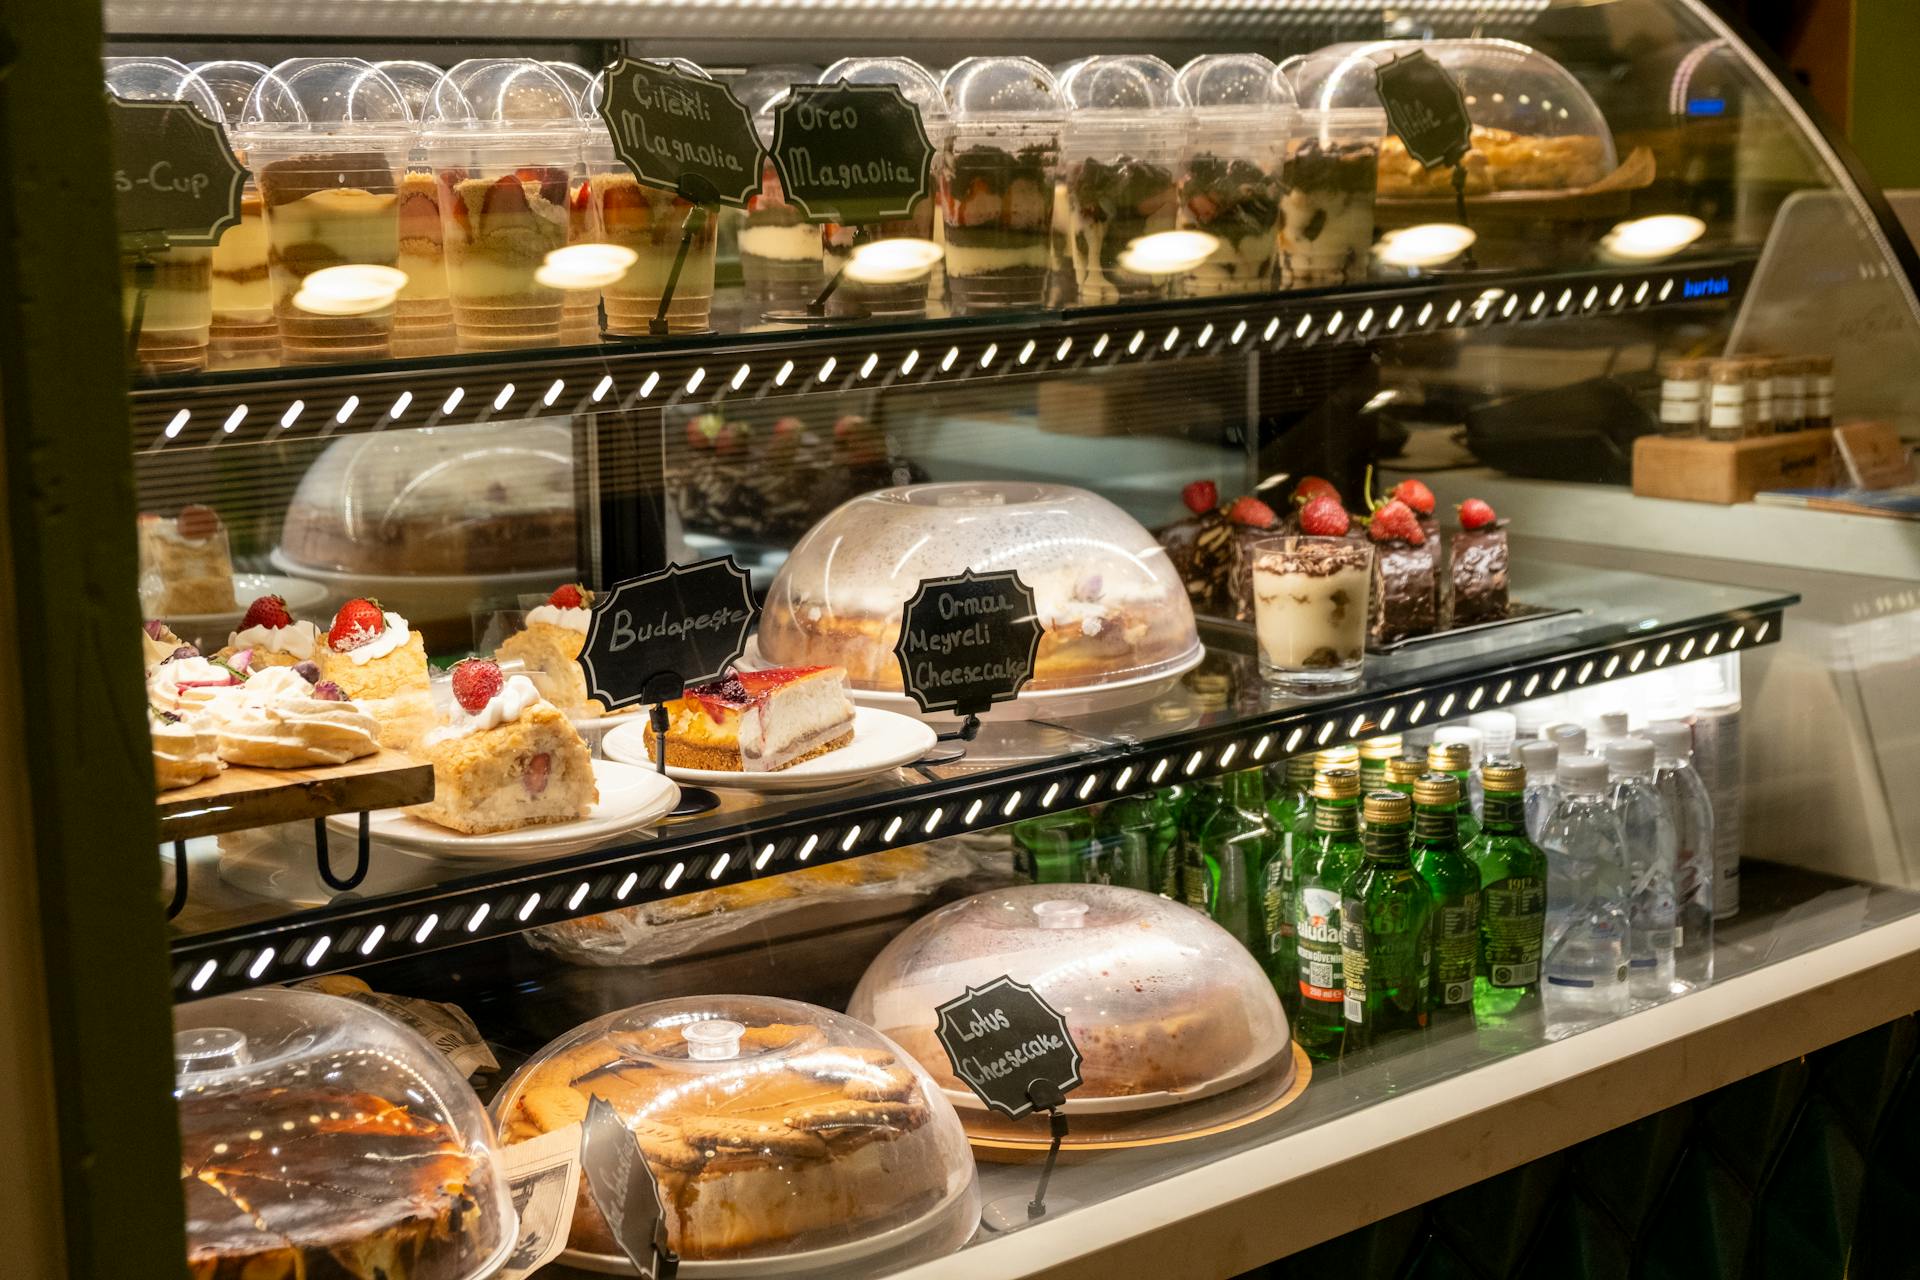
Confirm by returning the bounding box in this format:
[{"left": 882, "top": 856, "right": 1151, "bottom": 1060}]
[
  {"left": 527, "top": 604, "right": 590, "bottom": 634},
  {"left": 336, "top": 611, "right": 411, "bottom": 665},
  {"left": 143, "top": 628, "right": 182, "bottom": 672},
  {"left": 217, "top": 667, "right": 378, "bottom": 764},
  {"left": 230, "top": 619, "right": 320, "bottom": 660},
  {"left": 424, "top": 674, "right": 545, "bottom": 746},
  {"left": 149, "top": 656, "right": 247, "bottom": 720}
]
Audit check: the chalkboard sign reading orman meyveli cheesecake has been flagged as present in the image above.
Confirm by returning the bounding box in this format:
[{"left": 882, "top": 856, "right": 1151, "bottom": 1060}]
[
  {"left": 106, "top": 94, "right": 247, "bottom": 246},
  {"left": 579, "top": 558, "right": 756, "bottom": 711},
  {"left": 933, "top": 975, "right": 1083, "bottom": 1120},
  {"left": 596, "top": 58, "right": 763, "bottom": 209},
  {"left": 893, "top": 569, "right": 1042, "bottom": 717},
  {"left": 769, "top": 81, "right": 935, "bottom": 225}
]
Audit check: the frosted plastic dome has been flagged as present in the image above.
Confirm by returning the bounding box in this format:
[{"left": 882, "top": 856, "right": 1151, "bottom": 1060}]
[
  {"left": 492, "top": 994, "right": 978, "bottom": 1272},
  {"left": 238, "top": 57, "right": 414, "bottom": 137},
  {"left": 757, "top": 481, "right": 1200, "bottom": 693},
  {"left": 1177, "top": 52, "right": 1294, "bottom": 117},
  {"left": 175, "top": 987, "right": 513, "bottom": 1280},
  {"left": 1059, "top": 54, "right": 1182, "bottom": 116}
]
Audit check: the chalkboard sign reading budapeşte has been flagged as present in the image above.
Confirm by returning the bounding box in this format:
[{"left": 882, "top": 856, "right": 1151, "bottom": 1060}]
[
  {"left": 933, "top": 975, "right": 1083, "bottom": 1120},
  {"left": 893, "top": 569, "right": 1042, "bottom": 717},
  {"left": 1373, "top": 51, "right": 1474, "bottom": 171},
  {"left": 107, "top": 94, "right": 247, "bottom": 246},
  {"left": 579, "top": 558, "right": 756, "bottom": 711},
  {"left": 581, "top": 1095, "right": 677, "bottom": 1278},
  {"left": 597, "top": 58, "right": 763, "bottom": 209},
  {"left": 768, "top": 81, "right": 935, "bottom": 225}
]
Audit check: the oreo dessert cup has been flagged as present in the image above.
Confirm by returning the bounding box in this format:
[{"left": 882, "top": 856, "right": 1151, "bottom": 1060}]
[
  {"left": 1275, "top": 52, "right": 1386, "bottom": 289},
  {"left": 1057, "top": 56, "right": 1187, "bottom": 305},
  {"left": 938, "top": 57, "right": 1065, "bottom": 315},
  {"left": 1175, "top": 53, "right": 1294, "bottom": 296},
  {"left": 820, "top": 57, "right": 949, "bottom": 319}
]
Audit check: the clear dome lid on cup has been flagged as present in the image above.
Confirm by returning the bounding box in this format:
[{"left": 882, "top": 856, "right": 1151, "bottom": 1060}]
[
  {"left": 175, "top": 987, "right": 514, "bottom": 1280},
  {"left": 188, "top": 59, "right": 267, "bottom": 135},
  {"left": 756, "top": 481, "right": 1201, "bottom": 694},
  {"left": 1277, "top": 47, "right": 1390, "bottom": 133},
  {"left": 1059, "top": 54, "right": 1184, "bottom": 128},
  {"left": 822, "top": 56, "right": 952, "bottom": 148},
  {"left": 582, "top": 59, "right": 715, "bottom": 174},
  {"left": 941, "top": 56, "right": 1066, "bottom": 126},
  {"left": 1178, "top": 52, "right": 1295, "bottom": 136},
  {"left": 238, "top": 56, "right": 414, "bottom": 148},
  {"left": 106, "top": 56, "right": 226, "bottom": 123},
  {"left": 375, "top": 59, "right": 446, "bottom": 120},
  {"left": 492, "top": 994, "right": 979, "bottom": 1272},
  {"left": 423, "top": 58, "right": 581, "bottom": 142}
]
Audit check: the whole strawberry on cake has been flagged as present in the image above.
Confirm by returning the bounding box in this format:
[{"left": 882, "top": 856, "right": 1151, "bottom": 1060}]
[
  {"left": 495, "top": 583, "right": 602, "bottom": 718},
  {"left": 317, "top": 598, "right": 433, "bottom": 749},
  {"left": 216, "top": 594, "right": 322, "bottom": 669},
  {"left": 1154, "top": 480, "right": 1289, "bottom": 621},
  {"left": 411, "top": 658, "right": 598, "bottom": 834},
  {"left": 647, "top": 667, "right": 855, "bottom": 773},
  {"left": 1364, "top": 497, "right": 1438, "bottom": 645}
]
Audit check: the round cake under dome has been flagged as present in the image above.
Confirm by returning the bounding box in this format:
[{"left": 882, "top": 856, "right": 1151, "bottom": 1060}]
[
  {"left": 175, "top": 987, "right": 515, "bottom": 1280},
  {"left": 757, "top": 481, "right": 1200, "bottom": 693}
]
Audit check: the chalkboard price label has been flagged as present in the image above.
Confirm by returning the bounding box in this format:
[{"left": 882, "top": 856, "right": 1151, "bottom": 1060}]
[
  {"left": 1374, "top": 51, "right": 1473, "bottom": 171},
  {"left": 893, "top": 569, "right": 1041, "bottom": 717},
  {"left": 107, "top": 94, "right": 247, "bottom": 246},
  {"left": 768, "top": 80, "right": 935, "bottom": 225},
  {"left": 597, "top": 59, "right": 763, "bottom": 209},
  {"left": 579, "top": 558, "right": 756, "bottom": 711},
  {"left": 933, "top": 975, "right": 1083, "bottom": 1120},
  {"left": 581, "top": 1096, "right": 676, "bottom": 1279}
]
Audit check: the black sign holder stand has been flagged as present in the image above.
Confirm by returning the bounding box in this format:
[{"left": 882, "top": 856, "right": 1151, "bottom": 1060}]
[
  {"left": 981, "top": 1080, "right": 1079, "bottom": 1232},
  {"left": 650, "top": 176, "right": 719, "bottom": 338},
  {"left": 640, "top": 671, "right": 721, "bottom": 818}
]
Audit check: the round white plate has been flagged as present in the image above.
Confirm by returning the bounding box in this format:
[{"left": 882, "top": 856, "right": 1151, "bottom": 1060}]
[
  {"left": 741, "top": 637, "right": 1206, "bottom": 724},
  {"left": 325, "top": 758, "right": 679, "bottom": 861},
  {"left": 600, "top": 706, "right": 937, "bottom": 791},
  {"left": 154, "top": 572, "right": 330, "bottom": 650}
]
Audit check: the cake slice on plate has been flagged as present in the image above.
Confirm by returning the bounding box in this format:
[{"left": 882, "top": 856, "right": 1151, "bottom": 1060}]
[
  {"left": 646, "top": 667, "right": 855, "bottom": 773},
  {"left": 494, "top": 583, "right": 602, "bottom": 718},
  {"left": 216, "top": 594, "right": 323, "bottom": 670},
  {"left": 410, "top": 659, "right": 598, "bottom": 835},
  {"left": 137, "top": 504, "right": 237, "bottom": 614},
  {"left": 316, "top": 597, "right": 433, "bottom": 748}
]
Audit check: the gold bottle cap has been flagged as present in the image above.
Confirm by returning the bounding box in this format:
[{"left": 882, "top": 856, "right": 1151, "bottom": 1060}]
[
  {"left": 1363, "top": 791, "right": 1412, "bottom": 824},
  {"left": 1385, "top": 756, "right": 1426, "bottom": 786},
  {"left": 1359, "top": 734, "right": 1404, "bottom": 762},
  {"left": 1481, "top": 759, "right": 1527, "bottom": 791},
  {"left": 1315, "top": 744, "right": 1360, "bottom": 772},
  {"left": 1428, "top": 741, "right": 1474, "bottom": 772},
  {"left": 1412, "top": 772, "right": 1461, "bottom": 807},
  {"left": 1285, "top": 754, "right": 1318, "bottom": 784},
  {"left": 1313, "top": 767, "right": 1361, "bottom": 801}
]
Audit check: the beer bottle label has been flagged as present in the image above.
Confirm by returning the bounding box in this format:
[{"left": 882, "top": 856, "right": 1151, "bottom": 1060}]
[
  {"left": 1483, "top": 792, "right": 1526, "bottom": 829},
  {"left": 1262, "top": 840, "right": 1294, "bottom": 954},
  {"left": 1296, "top": 886, "right": 1343, "bottom": 1003},
  {"left": 1482, "top": 875, "right": 1545, "bottom": 987}
]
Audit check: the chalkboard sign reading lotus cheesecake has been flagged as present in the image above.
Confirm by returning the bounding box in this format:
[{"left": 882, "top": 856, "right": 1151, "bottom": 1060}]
[
  {"left": 769, "top": 81, "right": 935, "bottom": 225},
  {"left": 597, "top": 59, "right": 763, "bottom": 209},
  {"left": 893, "top": 570, "right": 1043, "bottom": 717},
  {"left": 933, "top": 975, "right": 1084, "bottom": 1120},
  {"left": 578, "top": 558, "right": 756, "bottom": 711},
  {"left": 106, "top": 94, "right": 247, "bottom": 246}
]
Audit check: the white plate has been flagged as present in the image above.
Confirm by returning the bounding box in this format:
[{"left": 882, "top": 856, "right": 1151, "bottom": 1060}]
[
  {"left": 600, "top": 706, "right": 937, "bottom": 791},
  {"left": 741, "top": 637, "right": 1206, "bottom": 724},
  {"left": 326, "top": 758, "right": 679, "bottom": 860},
  {"left": 154, "top": 572, "right": 330, "bottom": 650}
]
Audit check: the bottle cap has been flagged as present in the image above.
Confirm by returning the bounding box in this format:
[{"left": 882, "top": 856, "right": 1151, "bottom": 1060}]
[
  {"left": 1433, "top": 726, "right": 1484, "bottom": 761},
  {"left": 1594, "top": 710, "right": 1630, "bottom": 740},
  {"left": 1481, "top": 759, "right": 1526, "bottom": 792},
  {"left": 1468, "top": 710, "right": 1516, "bottom": 748},
  {"left": 1546, "top": 723, "right": 1588, "bottom": 755},
  {"left": 1284, "top": 753, "right": 1318, "bottom": 785},
  {"left": 1315, "top": 744, "right": 1360, "bottom": 773},
  {"left": 1517, "top": 739, "right": 1558, "bottom": 774},
  {"left": 1648, "top": 721, "right": 1693, "bottom": 762},
  {"left": 1428, "top": 741, "right": 1473, "bottom": 773},
  {"left": 1558, "top": 753, "right": 1608, "bottom": 793},
  {"left": 1313, "top": 767, "right": 1361, "bottom": 800},
  {"left": 1412, "top": 772, "right": 1460, "bottom": 807},
  {"left": 1359, "top": 734, "right": 1404, "bottom": 762},
  {"left": 1386, "top": 755, "right": 1425, "bottom": 786},
  {"left": 1604, "top": 736, "right": 1656, "bottom": 774},
  {"left": 1514, "top": 699, "right": 1561, "bottom": 739},
  {"left": 1362, "top": 791, "right": 1411, "bottom": 825}
]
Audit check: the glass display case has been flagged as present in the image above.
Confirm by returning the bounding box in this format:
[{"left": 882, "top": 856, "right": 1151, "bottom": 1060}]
[{"left": 10, "top": 0, "right": 1920, "bottom": 1277}]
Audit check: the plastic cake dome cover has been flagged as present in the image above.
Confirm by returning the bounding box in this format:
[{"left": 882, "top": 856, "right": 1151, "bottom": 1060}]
[
  {"left": 756, "top": 481, "right": 1201, "bottom": 693},
  {"left": 849, "top": 883, "right": 1292, "bottom": 1106},
  {"left": 423, "top": 58, "right": 582, "bottom": 137},
  {"left": 106, "top": 56, "right": 226, "bottom": 124},
  {"left": 940, "top": 56, "right": 1066, "bottom": 124},
  {"left": 175, "top": 987, "right": 514, "bottom": 1280},
  {"left": 491, "top": 994, "right": 979, "bottom": 1269}
]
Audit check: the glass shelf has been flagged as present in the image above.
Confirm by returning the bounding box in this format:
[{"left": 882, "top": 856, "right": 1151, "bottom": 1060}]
[{"left": 165, "top": 560, "right": 1796, "bottom": 998}]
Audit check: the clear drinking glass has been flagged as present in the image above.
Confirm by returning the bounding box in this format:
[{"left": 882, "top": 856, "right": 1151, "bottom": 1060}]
[{"left": 1252, "top": 535, "right": 1372, "bottom": 690}]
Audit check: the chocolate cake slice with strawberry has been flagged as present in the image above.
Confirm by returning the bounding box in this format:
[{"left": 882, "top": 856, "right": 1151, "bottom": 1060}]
[
  {"left": 1364, "top": 498, "right": 1439, "bottom": 646},
  {"left": 1446, "top": 498, "right": 1510, "bottom": 627}
]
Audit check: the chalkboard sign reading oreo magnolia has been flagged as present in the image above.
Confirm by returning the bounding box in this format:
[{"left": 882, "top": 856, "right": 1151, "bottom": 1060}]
[
  {"left": 597, "top": 59, "right": 763, "bottom": 209},
  {"left": 893, "top": 570, "right": 1042, "bottom": 717},
  {"left": 769, "top": 81, "right": 935, "bottom": 224},
  {"left": 107, "top": 95, "right": 247, "bottom": 246},
  {"left": 933, "top": 976, "right": 1083, "bottom": 1120},
  {"left": 1374, "top": 51, "right": 1473, "bottom": 171},
  {"left": 579, "top": 558, "right": 756, "bottom": 711}
]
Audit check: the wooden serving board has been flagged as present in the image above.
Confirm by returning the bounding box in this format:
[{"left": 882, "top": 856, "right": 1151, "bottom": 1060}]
[{"left": 155, "top": 750, "right": 434, "bottom": 841}]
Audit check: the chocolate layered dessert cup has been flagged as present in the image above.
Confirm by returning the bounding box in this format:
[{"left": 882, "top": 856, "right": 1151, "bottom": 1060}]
[
  {"left": 819, "top": 57, "right": 949, "bottom": 318},
  {"left": 1058, "top": 55, "right": 1187, "bottom": 304},
  {"left": 1175, "top": 54, "right": 1292, "bottom": 296},
  {"left": 1253, "top": 535, "right": 1372, "bottom": 689},
  {"left": 1065, "top": 154, "right": 1181, "bottom": 302},
  {"left": 1278, "top": 130, "right": 1379, "bottom": 288},
  {"left": 938, "top": 57, "right": 1065, "bottom": 314}
]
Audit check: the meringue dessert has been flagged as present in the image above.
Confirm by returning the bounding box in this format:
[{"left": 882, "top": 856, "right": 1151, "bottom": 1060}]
[
  {"left": 151, "top": 708, "right": 223, "bottom": 791},
  {"left": 214, "top": 664, "right": 380, "bottom": 769},
  {"left": 410, "top": 660, "right": 597, "bottom": 834}
]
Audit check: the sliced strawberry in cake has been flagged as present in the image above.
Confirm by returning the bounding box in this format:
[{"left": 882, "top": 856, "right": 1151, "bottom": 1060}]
[{"left": 647, "top": 666, "right": 855, "bottom": 772}]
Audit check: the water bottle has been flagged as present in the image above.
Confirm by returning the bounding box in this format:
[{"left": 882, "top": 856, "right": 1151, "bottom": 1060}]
[
  {"left": 1605, "top": 737, "right": 1680, "bottom": 1000},
  {"left": 1539, "top": 754, "right": 1631, "bottom": 1035},
  {"left": 1546, "top": 723, "right": 1588, "bottom": 760},
  {"left": 1649, "top": 721, "right": 1715, "bottom": 991},
  {"left": 1517, "top": 738, "right": 1561, "bottom": 844}
]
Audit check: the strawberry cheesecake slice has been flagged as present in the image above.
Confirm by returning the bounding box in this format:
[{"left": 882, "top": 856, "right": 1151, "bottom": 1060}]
[
  {"left": 647, "top": 667, "right": 855, "bottom": 773},
  {"left": 411, "top": 659, "right": 598, "bottom": 834}
]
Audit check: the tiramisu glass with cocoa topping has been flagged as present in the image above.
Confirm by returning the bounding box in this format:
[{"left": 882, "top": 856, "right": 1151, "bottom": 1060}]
[
  {"left": 938, "top": 57, "right": 1065, "bottom": 314},
  {"left": 1057, "top": 55, "right": 1188, "bottom": 304},
  {"left": 1175, "top": 53, "right": 1294, "bottom": 296},
  {"left": 1274, "top": 52, "right": 1387, "bottom": 289},
  {"left": 1253, "top": 535, "right": 1372, "bottom": 690}
]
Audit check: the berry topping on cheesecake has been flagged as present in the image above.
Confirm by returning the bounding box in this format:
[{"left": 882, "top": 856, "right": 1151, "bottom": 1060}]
[{"left": 651, "top": 667, "right": 856, "bottom": 773}]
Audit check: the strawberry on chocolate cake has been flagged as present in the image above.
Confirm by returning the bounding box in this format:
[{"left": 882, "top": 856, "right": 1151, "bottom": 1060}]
[{"left": 647, "top": 667, "right": 855, "bottom": 773}]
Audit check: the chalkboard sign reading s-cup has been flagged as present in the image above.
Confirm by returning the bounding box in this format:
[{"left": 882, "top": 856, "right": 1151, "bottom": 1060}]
[
  {"left": 1373, "top": 51, "right": 1474, "bottom": 172},
  {"left": 579, "top": 558, "right": 756, "bottom": 711},
  {"left": 597, "top": 59, "right": 763, "bottom": 209},
  {"left": 581, "top": 1096, "right": 677, "bottom": 1279},
  {"left": 893, "top": 570, "right": 1042, "bottom": 717},
  {"left": 933, "top": 975, "right": 1083, "bottom": 1120},
  {"left": 769, "top": 81, "right": 935, "bottom": 225},
  {"left": 107, "top": 95, "right": 247, "bottom": 246}
]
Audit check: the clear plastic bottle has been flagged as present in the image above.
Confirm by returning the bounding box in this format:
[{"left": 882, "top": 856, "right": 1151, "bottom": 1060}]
[
  {"left": 1590, "top": 709, "right": 1631, "bottom": 754},
  {"left": 1517, "top": 738, "right": 1561, "bottom": 844},
  {"left": 1649, "top": 721, "right": 1715, "bottom": 991},
  {"left": 1468, "top": 711, "right": 1517, "bottom": 764},
  {"left": 1539, "top": 754, "right": 1631, "bottom": 1036},
  {"left": 1546, "top": 723, "right": 1588, "bottom": 761},
  {"left": 1605, "top": 737, "right": 1679, "bottom": 1000}
]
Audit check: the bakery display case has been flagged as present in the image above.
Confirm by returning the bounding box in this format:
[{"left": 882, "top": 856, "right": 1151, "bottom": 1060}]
[{"left": 12, "top": 0, "right": 1920, "bottom": 1277}]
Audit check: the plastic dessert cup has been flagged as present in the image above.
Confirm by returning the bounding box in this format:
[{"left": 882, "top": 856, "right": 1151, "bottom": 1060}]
[
  {"left": 1253, "top": 535, "right": 1372, "bottom": 691},
  {"left": 1176, "top": 53, "right": 1293, "bottom": 296},
  {"left": 939, "top": 58, "right": 1065, "bottom": 315},
  {"left": 820, "top": 57, "right": 949, "bottom": 319},
  {"left": 194, "top": 60, "right": 279, "bottom": 369},
  {"left": 379, "top": 60, "right": 458, "bottom": 358},
  {"left": 1059, "top": 56, "right": 1187, "bottom": 304},
  {"left": 742, "top": 153, "right": 823, "bottom": 315},
  {"left": 1277, "top": 108, "right": 1384, "bottom": 289},
  {"left": 543, "top": 61, "right": 606, "bottom": 346}
]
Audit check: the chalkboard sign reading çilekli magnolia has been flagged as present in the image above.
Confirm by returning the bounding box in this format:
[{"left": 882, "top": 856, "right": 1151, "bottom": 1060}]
[
  {"left": 768, "top": 81, "right": 935, "bottom": 225},
  {"left": 595, "top": 59, "right": 763, "bottom": 209},
  {"left": 933, "top": 975, "right": 1084, "bottom": 1120},
  {"left": 578, "top": 558, "right": 756, "bottom": 711},
  {"left": 106, "top": 94, "right": 247, "bottom": 246},
  {"left": 892, "top": 570, "right": 1043, "bottom": 717}
]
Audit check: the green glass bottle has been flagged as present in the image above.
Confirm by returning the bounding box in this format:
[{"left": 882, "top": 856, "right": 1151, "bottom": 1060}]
[
  {"left": 1340, "top": 791, "right": 1434, "bottom": 1051},
  {"left": 1011, "top": 811, "right": 1095, "bottom": 884},
  {"left": 1410, "top": 773, "right": 1482, "bottom": 1019},
  {"left": 1466, "top": 759, "right": 1548, "bottom": 1024},
  {"left": 1294, "top": 767, "right": 1364, "bottom": 1061},
  {"left": 1095, "top": 790, "right": 1179, "bottom": 895},
  {"left": 1358, "top": 734, "right": 1403, "bottom": 793},
  {"left": 1179, "top": 776, "right": 1226, "bottom": 910},
  {"left": 1428, "top": 741, "right": 1482, "bottom": 847},
  {"left": 1385, "top": 755, "right": 1424, "bottom": 798},
  {"left": 1262, "top": 754, "right": 1317, "bottom": 1013},
  {"left": 1198, "top": 770, "right": 1271, "bottom": 965}
]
